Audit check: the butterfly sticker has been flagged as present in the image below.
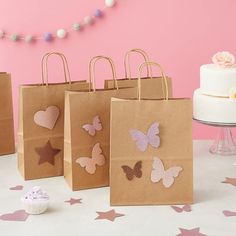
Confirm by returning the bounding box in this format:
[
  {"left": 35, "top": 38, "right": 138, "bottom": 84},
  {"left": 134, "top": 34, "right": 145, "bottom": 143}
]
[
  {"left": 76, "top": 143, "right": 105, "bottom": 174},
  {"left": 121, "top": 161, "right": 142, "bottom": 181},
  {"left": 129, "top": 122, "right": 160, "bottom": 152},
  {"left": 82, "top": 116, "right": 102, "bottom": 136},
  {"left": 151, "top": 157, "right": 183, "bottom": 188}
]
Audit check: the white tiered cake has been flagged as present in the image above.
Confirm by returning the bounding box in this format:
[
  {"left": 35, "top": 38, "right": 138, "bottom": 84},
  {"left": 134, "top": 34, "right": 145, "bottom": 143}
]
[{"left": 193, "top": 51, "right": 236, "bottom": 123}]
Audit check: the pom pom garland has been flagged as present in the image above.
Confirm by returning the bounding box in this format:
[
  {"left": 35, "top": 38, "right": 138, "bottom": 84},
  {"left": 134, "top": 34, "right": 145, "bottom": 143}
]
[{"left": 0, "top": 0, "right": 117, "bottom": 44}]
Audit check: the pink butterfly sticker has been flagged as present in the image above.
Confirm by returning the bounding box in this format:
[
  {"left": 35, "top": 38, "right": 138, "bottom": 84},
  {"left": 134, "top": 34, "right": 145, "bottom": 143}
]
[
  {"left": 82, "top": 116, "right": 102, "bottom": 136},
  {"left": 171, "top": 205, "right": 192, "bottom": 213},
  {"left": 129, "top": 122, "right": 160, "bottom": 152},
  {"left": 151, "top": 157, "right": 183, "bottom": 188},
  {"left": 76, "top": 143, "right": 105, "bottom": 174}
]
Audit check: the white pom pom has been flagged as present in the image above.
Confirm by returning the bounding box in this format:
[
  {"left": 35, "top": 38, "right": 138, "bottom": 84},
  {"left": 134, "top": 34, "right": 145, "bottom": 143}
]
[
  {"left": 0, "top": 30, "right": 5, "bottom": 38},
  {"left": 73, "top": 23, "right": 81, "bottom": 31},
  {"left": 25, "top": 35, "right": 34, "bottom": 43},
  {"left": 105, "top": 0, "right": 116, "bottom": 7},
  {"left": 57, "top": 29, "right": 67, "bottom": 39},
  {"left": 84, "top": 16, "right": 93, "bottom": 25}
]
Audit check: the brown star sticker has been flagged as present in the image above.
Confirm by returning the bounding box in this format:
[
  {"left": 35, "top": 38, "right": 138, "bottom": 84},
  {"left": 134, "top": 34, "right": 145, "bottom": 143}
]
[
  {"left": 35, "top": 140, "right": 61, "bottom": 165},
  {"left": 177, "top": 227, "right": 207, "bottom": 236},
  {"left": 95, "top": 209, "right": 125, "bottom": 222},
  {"left": 222, "top": 177, "right": 236, "bottom": 186},
  {"left": 64, "top": 198, "right": 82, "bottom": 205}
]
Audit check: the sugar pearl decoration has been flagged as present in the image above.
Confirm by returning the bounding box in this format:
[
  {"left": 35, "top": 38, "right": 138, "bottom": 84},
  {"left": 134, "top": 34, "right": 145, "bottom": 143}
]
[
  {"left": 84, "top": 16, "right": 94, "bottom": 25},
  {"left": 0, "top": 30, "right": 5, "bottom": 38},
  {"left": 73, "top": 23, "right": 81, "bottom": 31},
  {"left": 25, "top": 35, "right": 34, "bottom": 43},
  {"left": 95, "top": 9, "right": 103, "bottom": 18},
  {"left": 43, "top": 32, "right": 53, "bottom": 42},
  {"left": 105, "top": 0, "right": 116, "bottom": 7},
  {"left": 10, "top": 34, "right": 19, "bottom": 42},
  {"left": 57, "top": 29, "right": 67, "bottom": 39}
]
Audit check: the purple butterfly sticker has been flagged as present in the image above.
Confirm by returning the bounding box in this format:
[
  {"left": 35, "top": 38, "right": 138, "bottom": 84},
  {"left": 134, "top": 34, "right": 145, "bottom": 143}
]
[{"left": 129, "top": 122, "right": 160, "bottom": 152}]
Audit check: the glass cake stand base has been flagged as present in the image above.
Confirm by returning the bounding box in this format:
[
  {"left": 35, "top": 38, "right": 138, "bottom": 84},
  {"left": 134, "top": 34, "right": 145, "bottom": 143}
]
[{"left": 194, "top": 119, "right": 236, "bottom": 156}]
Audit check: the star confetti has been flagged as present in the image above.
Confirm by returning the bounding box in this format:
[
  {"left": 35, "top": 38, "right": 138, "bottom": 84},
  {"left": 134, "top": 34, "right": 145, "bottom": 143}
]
[
  {"left": 177, "top": 228, "right": 207, "bottom": 236},
  {"left": 95, "top": 209, "right": 125, "bottom": 222},
  {"left": 223, "top": 210, "right": 236, "bottom": 217},
  {"left": 64, "top": 198, "right": 82, "bottom": 205},
  {"left": 171, "top": 205, "right": 192, "bottom": 213},
  {"left": 222, "top": 177, "right": 236, "bottom": 186},
  {"left": 35, "top": 140, "right": 61, "bottom": 165},
  {"left": 9, "top": 185, "right": 24, "bottom": 191}
]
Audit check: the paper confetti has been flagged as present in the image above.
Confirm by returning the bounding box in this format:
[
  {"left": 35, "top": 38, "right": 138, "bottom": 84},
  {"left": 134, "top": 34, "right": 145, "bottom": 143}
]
[
  {"left": 0, "top": 210, "right": 29, "bottom": 222},
  {"left": 223, "top": 210, "right": 236, "bottom": 217},
  {"left": 222, "top": 177, "right": 236, "bottom": 186},
  {"left": 95, "top": 209, "right": 125, "bottom": 222},
  {"left": 64, "top": 198, "right": 82, "bottom": 205},
  {"left": 177, "top": 227, "right": 207, "bottom": 236},
  {"left": 9, "top": 185, "right": 24, "bottom": 191},
  {"left": 171, "top": 205, "right": 192, "bottom": 213}
]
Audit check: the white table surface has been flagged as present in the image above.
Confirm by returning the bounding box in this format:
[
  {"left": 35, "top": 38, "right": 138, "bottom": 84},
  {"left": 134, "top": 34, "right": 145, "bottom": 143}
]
[{"left": 0, "top": 141, "right": 236, "bottom": 236}]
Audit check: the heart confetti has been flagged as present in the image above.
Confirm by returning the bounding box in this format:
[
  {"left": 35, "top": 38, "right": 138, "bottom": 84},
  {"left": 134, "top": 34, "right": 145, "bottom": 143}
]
[{"left": 0, "top": 210, "right": 29, "bottom": 222}]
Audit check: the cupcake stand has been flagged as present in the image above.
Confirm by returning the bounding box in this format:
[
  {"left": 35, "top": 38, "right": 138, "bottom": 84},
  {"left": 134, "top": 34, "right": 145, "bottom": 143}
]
[{"left": 194, "top": 118, "right": 236, "bottom": 155}]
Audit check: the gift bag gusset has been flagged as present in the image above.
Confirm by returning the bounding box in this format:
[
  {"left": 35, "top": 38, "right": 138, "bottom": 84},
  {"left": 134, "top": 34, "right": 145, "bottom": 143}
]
[
  {"left": 64, "top": 56, "right": 137, "bottom": 191},
  {"left": 18, "top": 52, "right": 90, "bottom": 180},
  {"left": 104, "top": 48, "right": 173, "bottom": 99},
  {"left": 0, "top": 72, "right": 15, "bottom": 155},
  {"left": 110, "top": 61, "right": 193, "bottom": 205}
]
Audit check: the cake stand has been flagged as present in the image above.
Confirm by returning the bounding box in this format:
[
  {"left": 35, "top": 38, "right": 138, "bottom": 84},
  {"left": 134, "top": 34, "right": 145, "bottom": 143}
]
[{"left": 194, "top": 118, "right": 236, "bottom": 156}]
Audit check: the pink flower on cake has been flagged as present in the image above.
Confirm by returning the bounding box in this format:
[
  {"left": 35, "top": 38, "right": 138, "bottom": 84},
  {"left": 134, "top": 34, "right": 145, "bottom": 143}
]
[
  {"left": 212, "top": 51, "right": 235, "bottom": 68},
  {"left": 229, "top": 87, "right": 236, "bottom": 101}
]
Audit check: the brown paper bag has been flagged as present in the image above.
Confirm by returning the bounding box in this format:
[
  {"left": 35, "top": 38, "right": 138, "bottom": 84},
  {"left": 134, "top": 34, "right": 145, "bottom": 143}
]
[
  {"left": 64, "top": 56, "right": 137, "bottom": 191},
  {"left": 0, "top": 72, "right": 15, "bottom": 155},
  {"left": 110, "top": 61, "right": 193, "bottom": 205},
  {"left": 104, "top": 48, "right": 172, "bottom": 98},
  {"left": 18, "top": 52, "right": 90, "bottom": 180}
]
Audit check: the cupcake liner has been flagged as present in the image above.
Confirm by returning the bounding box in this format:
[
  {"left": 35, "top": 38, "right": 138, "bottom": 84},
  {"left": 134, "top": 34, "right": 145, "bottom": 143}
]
[{"left": 22, "top": 200, "right": 49, "bottom": 215}]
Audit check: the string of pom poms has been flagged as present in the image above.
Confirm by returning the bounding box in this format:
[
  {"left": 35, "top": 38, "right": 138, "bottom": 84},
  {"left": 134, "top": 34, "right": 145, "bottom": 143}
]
[{"left": 0, "top": 0, "right": 116, "bottom": 43}]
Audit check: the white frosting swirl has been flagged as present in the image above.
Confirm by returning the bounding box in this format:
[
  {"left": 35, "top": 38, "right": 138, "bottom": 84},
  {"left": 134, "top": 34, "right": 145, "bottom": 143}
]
[{"left": 21, "top": 186, "right": 49, "bottom": 202}]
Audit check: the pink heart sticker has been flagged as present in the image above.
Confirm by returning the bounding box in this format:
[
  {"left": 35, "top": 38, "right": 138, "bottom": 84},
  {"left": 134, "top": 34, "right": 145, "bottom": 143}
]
[{"left": 34, "top": 106, "right": 60, "bottom": 130}]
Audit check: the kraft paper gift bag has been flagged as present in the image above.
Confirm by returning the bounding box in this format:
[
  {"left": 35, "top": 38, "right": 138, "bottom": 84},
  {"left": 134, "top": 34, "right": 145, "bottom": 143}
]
[
  {"left": 0, "top": 72, "right": 15, "bottom": 155},
  {"left": 110, "top": 61, "right": 193, "bottom": 206},
  {"left": 64, "top": 56, "right": 137, "bottom": 191},
  {"left": 104, "top": 48, "right": 172, "bottom": 99},
  {"left": 18, "top": 52, "right": 90, "bottom": 180}
]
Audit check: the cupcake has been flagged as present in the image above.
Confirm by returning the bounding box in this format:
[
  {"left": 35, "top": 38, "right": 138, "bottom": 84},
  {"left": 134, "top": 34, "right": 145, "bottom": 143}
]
[{"left": 21, "top": 186, "right": 49, "bottom": 215}]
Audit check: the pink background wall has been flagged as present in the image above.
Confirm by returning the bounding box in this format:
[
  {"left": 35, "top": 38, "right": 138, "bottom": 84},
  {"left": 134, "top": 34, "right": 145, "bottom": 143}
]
[{"left": 0, "top": 0, "right": 236, "bottom": 139}]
